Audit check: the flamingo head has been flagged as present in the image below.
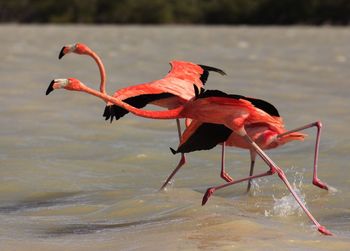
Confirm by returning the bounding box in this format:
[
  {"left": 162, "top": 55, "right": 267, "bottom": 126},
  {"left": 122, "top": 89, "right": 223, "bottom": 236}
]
[
  {"left": 58, "top": 43, "right": 91, "bottom": 59},
  {"left": 46, "top": 78, "right": 85, "bottom": 95}
]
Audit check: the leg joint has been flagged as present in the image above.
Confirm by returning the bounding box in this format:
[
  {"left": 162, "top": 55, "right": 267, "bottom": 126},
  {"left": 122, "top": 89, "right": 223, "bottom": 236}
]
[
  {"left": 274, "top": 167, "right": 285, "bottom": 179},
  {"left": 268, "top": 167, "right": 276, "bottom": 175},
  {"left": 315, "top": 120, "right": 323, "bottom": 129}
]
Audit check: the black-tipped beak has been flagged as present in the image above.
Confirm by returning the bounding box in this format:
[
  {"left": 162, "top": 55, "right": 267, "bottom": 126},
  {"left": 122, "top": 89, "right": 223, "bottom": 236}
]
[
  {"left": 46, "top": 80, "right": 55, "bottom": 95},
  {"left": 170, "top": 147, "right": 178, "bottom": 155},
  {"left": 58, "top": 46, "right": 66, "bottom": 59}
]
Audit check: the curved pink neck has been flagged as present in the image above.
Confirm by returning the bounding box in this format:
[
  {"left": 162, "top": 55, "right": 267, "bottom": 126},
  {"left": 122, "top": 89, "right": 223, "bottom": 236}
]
[
  {"left": 86, "top": 50, "right": 106, "bottom": 94},
  {"left": 80, "top": 84, "right": 184, "bottom": 120}
]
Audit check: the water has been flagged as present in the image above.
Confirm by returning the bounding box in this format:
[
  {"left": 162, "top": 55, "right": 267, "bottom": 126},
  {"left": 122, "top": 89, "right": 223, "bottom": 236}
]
[{"left": 0, "top": 25, "right": 350, "bottom": 250}]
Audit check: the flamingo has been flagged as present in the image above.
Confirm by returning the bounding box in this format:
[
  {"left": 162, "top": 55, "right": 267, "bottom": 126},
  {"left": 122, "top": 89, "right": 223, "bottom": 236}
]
[
  {"left": 46, "top": 78, "right": 332, "bottom": 235},
  {"left": 170, "top": 89, "right": 328, "bottom": 193},
  {"left": 58, "top": 43, "right": 228, "bottom": 189}
]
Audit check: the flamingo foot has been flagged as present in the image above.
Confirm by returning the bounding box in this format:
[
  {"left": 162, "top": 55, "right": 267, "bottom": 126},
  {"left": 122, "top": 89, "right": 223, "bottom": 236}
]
[
  {"left": 221, "top": 172, "right": 234, "bottom": 182},
  {"left": 202, "top": 188, "right": 215, "bottom": 206},
  {"left": 318, "top": 225, "right": 333, "bottom": 236},
  {"left": 313, "top": 179, "right": 329, "bottom": 191}
]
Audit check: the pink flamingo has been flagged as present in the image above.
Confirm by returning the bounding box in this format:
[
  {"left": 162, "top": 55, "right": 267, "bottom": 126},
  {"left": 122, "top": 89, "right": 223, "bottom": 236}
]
[
  {"left": 46, "top": 78, "right": 332, "bottom": 235},
  {"left": 58, "top": 43, "right": 228, "bottom": 189},
  {"left": 170, "top": 89, "right": 328, "bottom": 193}
]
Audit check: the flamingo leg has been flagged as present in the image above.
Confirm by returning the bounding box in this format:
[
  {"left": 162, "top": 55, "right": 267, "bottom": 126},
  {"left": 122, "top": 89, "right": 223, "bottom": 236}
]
[
  {"left": 246, "top": 149, "right": 257, "bottom": 192},
  {"left": 220, "top": 142, "right": 234, "bottom": 182},
  {"left": 277, "top": 121, "right": 328, "bottom": 190},
  {"left": 203, "top": 128, "right": 332, "bottom": 236},
  {"left": 160, "top": 119, "right": 186, "bottom": 190}
]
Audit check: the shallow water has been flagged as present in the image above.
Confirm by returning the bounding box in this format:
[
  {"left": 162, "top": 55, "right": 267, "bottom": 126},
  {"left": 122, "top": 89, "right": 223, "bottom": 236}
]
[{"left": 0, "top": 25, "right": 350, "bottom": 250}]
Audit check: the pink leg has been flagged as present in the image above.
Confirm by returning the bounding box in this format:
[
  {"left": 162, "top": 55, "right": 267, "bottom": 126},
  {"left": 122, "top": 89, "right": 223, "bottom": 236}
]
[
  {"left": 278, "top": 121, "right": 329, "bottom": 190},
  {"left": 203, "top": 130, "right": 332, "bottom": 236},
  {"left": 203, "top": 168, "right": 275, "bottom": 205},
  {"left": 246, "top": 150, "right": 256, "bottom": 192},
  {"left": 220, "top": 142, "right": 234, "bottom": 182},
  {"left": 160, "top": 119, "right": 186, "bottom": 190}
]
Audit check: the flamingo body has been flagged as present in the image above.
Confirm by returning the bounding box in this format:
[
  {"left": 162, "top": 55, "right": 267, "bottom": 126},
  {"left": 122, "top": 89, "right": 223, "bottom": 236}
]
[
  {"left": 171, "top": 89, "right": 305, "bottom": 154},
  {"left": 46, "top": 78, "right": 332, "bottom": 235},
  {"left": 103, "top": 61, "right": 225, "bottom": 122}
]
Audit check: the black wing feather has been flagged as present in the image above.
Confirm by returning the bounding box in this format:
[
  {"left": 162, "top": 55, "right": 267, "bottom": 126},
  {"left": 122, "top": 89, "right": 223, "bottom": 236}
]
[
  {"left": 172, "top": 123, "right": 232, "bottom": 154},
  {"left": 198, "top": 64, "right": 226, "bottom": 84},
  {"left": 103, "top": 93, "right": 175, "bottom": 122},
  {"left": 195, "top": 89, "right": 280, "bottom": 117}
]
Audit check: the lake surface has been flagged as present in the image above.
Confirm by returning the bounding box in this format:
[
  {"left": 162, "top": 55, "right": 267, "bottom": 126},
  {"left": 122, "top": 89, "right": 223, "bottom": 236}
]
[{"left": 0, "top": 25, "right": 349, "bottom": 250}]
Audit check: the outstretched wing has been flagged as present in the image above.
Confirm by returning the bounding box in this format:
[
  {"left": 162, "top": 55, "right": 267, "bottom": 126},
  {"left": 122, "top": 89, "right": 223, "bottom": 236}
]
[
  {"left": 166, "top": 61, "right": 226, "bottom": 86},
  {"left": 103, "top": 93, "right": 175, "bottom": 122},
  {"left": 171, "top": 89, "right": 283, "bottom": 154},
  {"left": 196, "top": 89, "right": 280, "bottom": 117},
  {"left": 104, "top": 61, "right": 226, "bottom": 122}
]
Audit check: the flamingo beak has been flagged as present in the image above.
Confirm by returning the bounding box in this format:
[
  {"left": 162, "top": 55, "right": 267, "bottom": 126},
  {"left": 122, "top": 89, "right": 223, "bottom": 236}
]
[
  {"left": 58, "top": 46, "right": 66, "bottom": 59},
  {"left": 46, "top": 80, "right": 55, "bottom": 95}
]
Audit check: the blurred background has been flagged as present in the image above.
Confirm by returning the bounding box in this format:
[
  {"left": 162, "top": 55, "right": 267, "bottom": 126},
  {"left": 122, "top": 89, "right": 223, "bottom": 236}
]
[
  {"left": 1, "top": 0, "right": 350, "bottom": 25},
  {"left": 1, "top": 1, "right": 350, "bottom": 250}
]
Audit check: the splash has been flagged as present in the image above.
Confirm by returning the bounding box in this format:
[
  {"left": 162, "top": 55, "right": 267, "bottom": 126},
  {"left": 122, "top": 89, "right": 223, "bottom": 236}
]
[
  {"left": 250, "top": 179, "right": 261, "bottom": 197},
  {"left": 268, "top": 187, "right": 305, "bottom": 217},
  {"left": 265, "top": 168, "right": 306, "bottom": 217}
]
